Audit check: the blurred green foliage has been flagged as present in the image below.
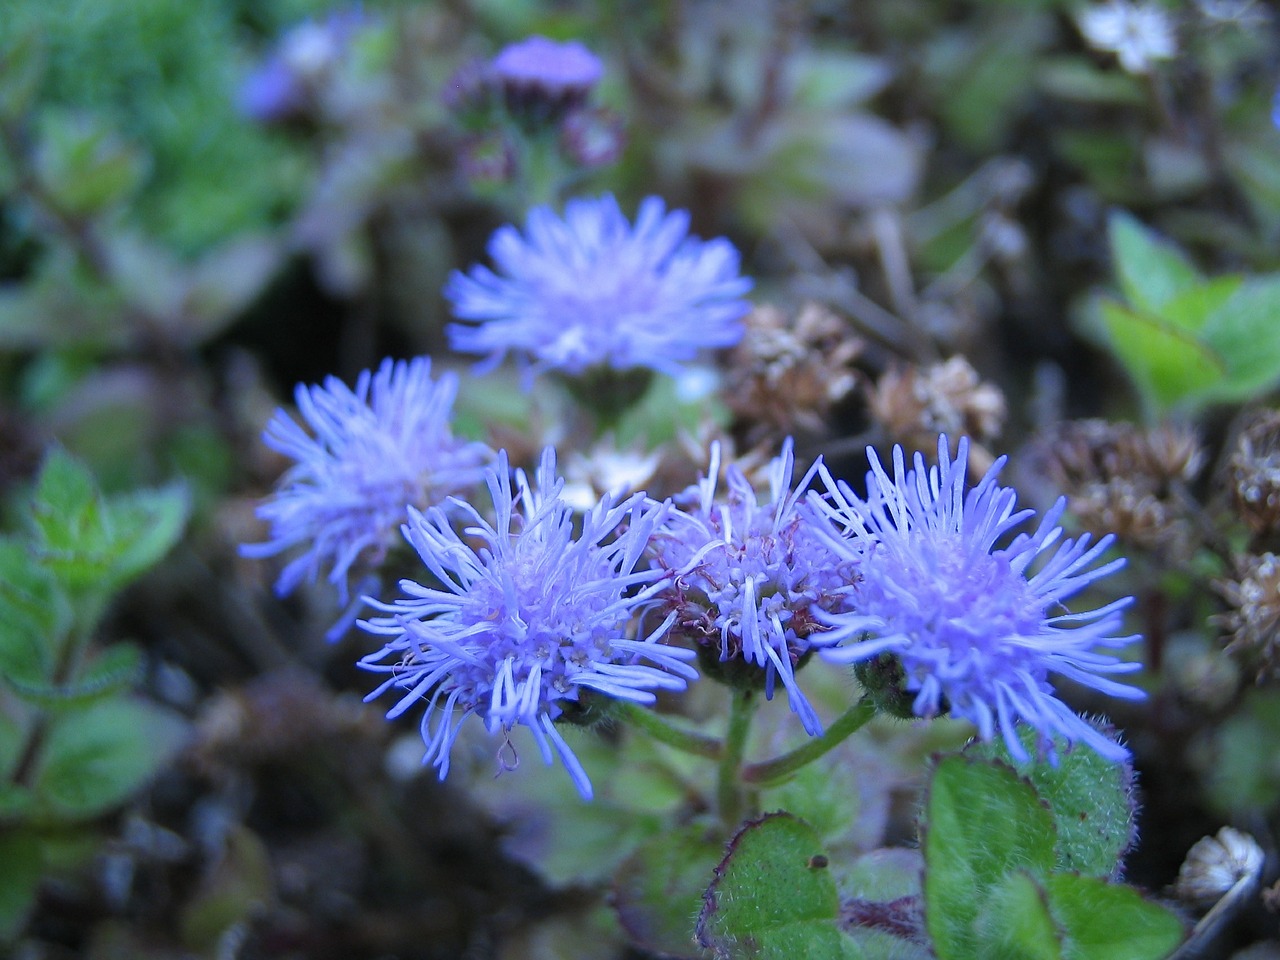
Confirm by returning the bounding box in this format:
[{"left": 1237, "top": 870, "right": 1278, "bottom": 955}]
[
  {"left": 0, "top": 0, "right": 318, "bottom": 253},
  {"left": 0, "top": 450, "right": 189, "bottom": 941},
  {"left": 1089, "top": 212, "right": 1280, "bottom": 413}
]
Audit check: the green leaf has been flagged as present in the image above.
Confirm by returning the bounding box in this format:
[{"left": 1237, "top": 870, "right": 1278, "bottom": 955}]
[
  {"left": 0, "top": 29, "right": 44, "bottom": 121},
  {"left": 463, "top": 723, "right": 668, "bottom": 886},
  {"left": 32, "top": 696, "right": 188, "bottom": 821},
  {"left": 1108, "top": 211, "right": 1202, "bottom": 314},
  {"left": 791, "top": 49, "right": 892, "bottom": 109},
  {"left": 922, "top": 756, "right": 1057, "bottom": 960},
  {"left": 1098, "top": 300, "right": 1225, "bottom": 410},
  {"left": 613, "top": 822, "right": 721, "bottom": 958},
  {"left": 34, "top": 109, "right": 149, "bottom": 216},
  {"left": 1045, "top": 874, "right": 1184, "bottom": 960},
  {"left": 30, "top": 450, "right": 189, "bottom": 597},
  {"left": 1036, "top": 57, "right": 1144, "bottom": 106},
  {"left": 106, "top": 484, "right": 190, "bottom": 586},
  {"left": 974, "top": 872, "right": 1061, "bottom": 960},
  {"left": 1200, "top": 274, "right": 1280, "bottom": 402},
  {"left": 1200, "top": 689, "right": 1280, "bottom": 817},
  {"left": 1158, "top": 275, "right": 1243, "bottom": 334},
  {"left": 30, "top": 448, "right": 115, "bottom": 590},
  {"left": 697, "top": 812, "right": 858, "bottom": 959},
  {"left": 5, "top": 643, "right": 144, "bottom": 710},
  {"left": 0, "top": 536, "right": 70, "bottom": 685},
  {"left": 967, "top": 725, "right": 1137, "bottom": 880},
  {"left": 0, "top": 784, "right": 35, "bottom": 821},
  {"left": 0, "top": 829, "right": 42, "bottom": 942},
  {"left": 926, "top": 15, "right": 1053, "bottom": 152}
]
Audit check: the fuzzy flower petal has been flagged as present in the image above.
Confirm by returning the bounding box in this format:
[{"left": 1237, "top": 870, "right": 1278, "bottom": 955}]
[
  {"left": 242, "top": 357, "right": 492, "bottom": 603},
  {"left": 445, "top": 194, "right": 753, "bottom": 377},
  {"left": 649, "top": 439, "right": 852, "bottom": 735},
  {"left": 358, "top": 448, "right": 697, "bottom": 799},
  {"left": 809, "top": 435, "right": 1145, "bottom": 762}
]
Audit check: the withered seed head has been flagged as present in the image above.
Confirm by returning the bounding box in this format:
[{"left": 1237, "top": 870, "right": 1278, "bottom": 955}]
[
  {"left": 1216, "top": 552, "right": 1280, "bottom": 680},
  {"left": 1032, "top": 419, "right": 1203, "bottom": 556},
  {"left": 865, "top": 355, "right": 1006, "bottom": 456},
  {"left": 723, "top": 302, "right": 861, "bottom": 442},
  {"left": 1227, "top": 409, "right": 1280, "bottom": 536}
]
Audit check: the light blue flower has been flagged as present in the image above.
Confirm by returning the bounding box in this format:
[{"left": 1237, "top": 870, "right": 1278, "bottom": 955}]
[
  {"left": 648, "top": 440, "right": 851, "bottom": 735},
  {"left": 445, "top": 194, "right": 752, "bottom": 377},
  {"left": 359, "top": 449, "right": 697, "bottom": 799},
  {"left": 242, "top": 357, "right": 491, "bottom": 603},
  {"left": 809, "top": 435, "right": 1145, "bottom": 762}
]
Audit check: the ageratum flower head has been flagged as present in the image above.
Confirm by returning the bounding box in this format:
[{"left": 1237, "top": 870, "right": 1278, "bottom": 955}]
[
  {"left": 358, "top": 449, "right": 697, "bottom": 800},
  {"left": 809, "top": 435, "right": 1145, "bottom": 762},
  {"left": 489, "top": 35, "right": 604, "bottom": 123},
  {"left": 445, "top": 194, "right": 752, "bottom": 377},
  {"left": 648, "top": 440, "right": 851, "bottom": 735},
  {"left": 242, "top": 357, "right": 491, "bottom": 603}
]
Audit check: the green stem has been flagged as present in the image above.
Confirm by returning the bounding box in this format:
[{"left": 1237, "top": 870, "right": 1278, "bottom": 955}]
[
  {"left": 741, "top": 697, "right": 876, "bottom": 786},
  {"left": 614, "top": 701, "right": 722, "bottom": 759},
  {"left": 8, "top": 618, "right": 97, "bottom": 793},
  {"left": 716, "top": 690, "right": 756, "bottom": 830}
]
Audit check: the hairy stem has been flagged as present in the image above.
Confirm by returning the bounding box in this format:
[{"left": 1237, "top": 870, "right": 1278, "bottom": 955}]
[
  {"left": 716, "top": 689, "right": 756, "bottom": 830},
  {"left": 614, "top": 701, "right": 722, "bottom": 759},
  {"left": 741, "top": 697, "right": 875, "bottom": 786}
]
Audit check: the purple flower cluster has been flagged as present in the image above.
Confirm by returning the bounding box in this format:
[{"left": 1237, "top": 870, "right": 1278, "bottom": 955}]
[
  {"left": 445, "top": 194, "right": 752, "bottom": 377},
  {"left": 242, "top": 358, "right": 491, "bottom": 603},
  {"left": 359, "top": 449, "right": 697, "bottom": 799},
  {"left": 648, "top": 441, "right": 851, "bottom": 735},
  {"left": 809, "top": 436, "right": 1145, "bottom": 762}
]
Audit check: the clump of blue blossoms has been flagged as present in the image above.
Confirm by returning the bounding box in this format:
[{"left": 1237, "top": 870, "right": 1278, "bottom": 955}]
[
  {"left": 358, "top": 448, "right": 698, "bottom": 800},
  {"left": 444, "top": 194, "right": 753, "bottom": 378},
  {"left": 809, "top": 435, "right": 1145, "bottom": 762},
  {"left": 648, "top": 440, "right": 852, "bottom": 736},
  {"left": 242, "top": 357, "right": 492, "bottom": 603}
]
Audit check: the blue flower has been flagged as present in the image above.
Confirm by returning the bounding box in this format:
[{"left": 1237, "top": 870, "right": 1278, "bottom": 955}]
[
  {"left": 358, "top": 449, "right": 698, "bottom": 799},
  {"left": 445, "top": 194, "right": 753, "bottom": 377},
  {"left": 242, "top": 358, "right": 491, "bottom": 603},
  {"left": 489, "top": 35, "right": 604, "bottom": 122},
  {"left": 809, "top": 435, "right": 1145, "bottom": 762},
  {"left": 648, "top": 440, "right": 851, "bottom": 735}
]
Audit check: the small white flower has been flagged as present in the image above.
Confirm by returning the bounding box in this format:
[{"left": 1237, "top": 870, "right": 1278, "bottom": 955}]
[{"left": 1078, "top": 1, "right": 1177, "bottom": 74}]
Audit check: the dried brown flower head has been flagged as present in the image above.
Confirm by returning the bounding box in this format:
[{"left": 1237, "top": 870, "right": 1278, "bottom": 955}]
[
  {"left": 1216, "top": 552, "right": 1280, "bottom": 679},
  {"left": 1034, "top": 419, "right": 1202, "bottom": 556},
  {"left": 1227, "top": 409, "right": 1280, "bottom": 536},
  {"left": 866, "top": 356, "right": 1006, "bottom": 458},
  {"left": 723, "top": 302, "right": 861, "bottom": 443}
]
